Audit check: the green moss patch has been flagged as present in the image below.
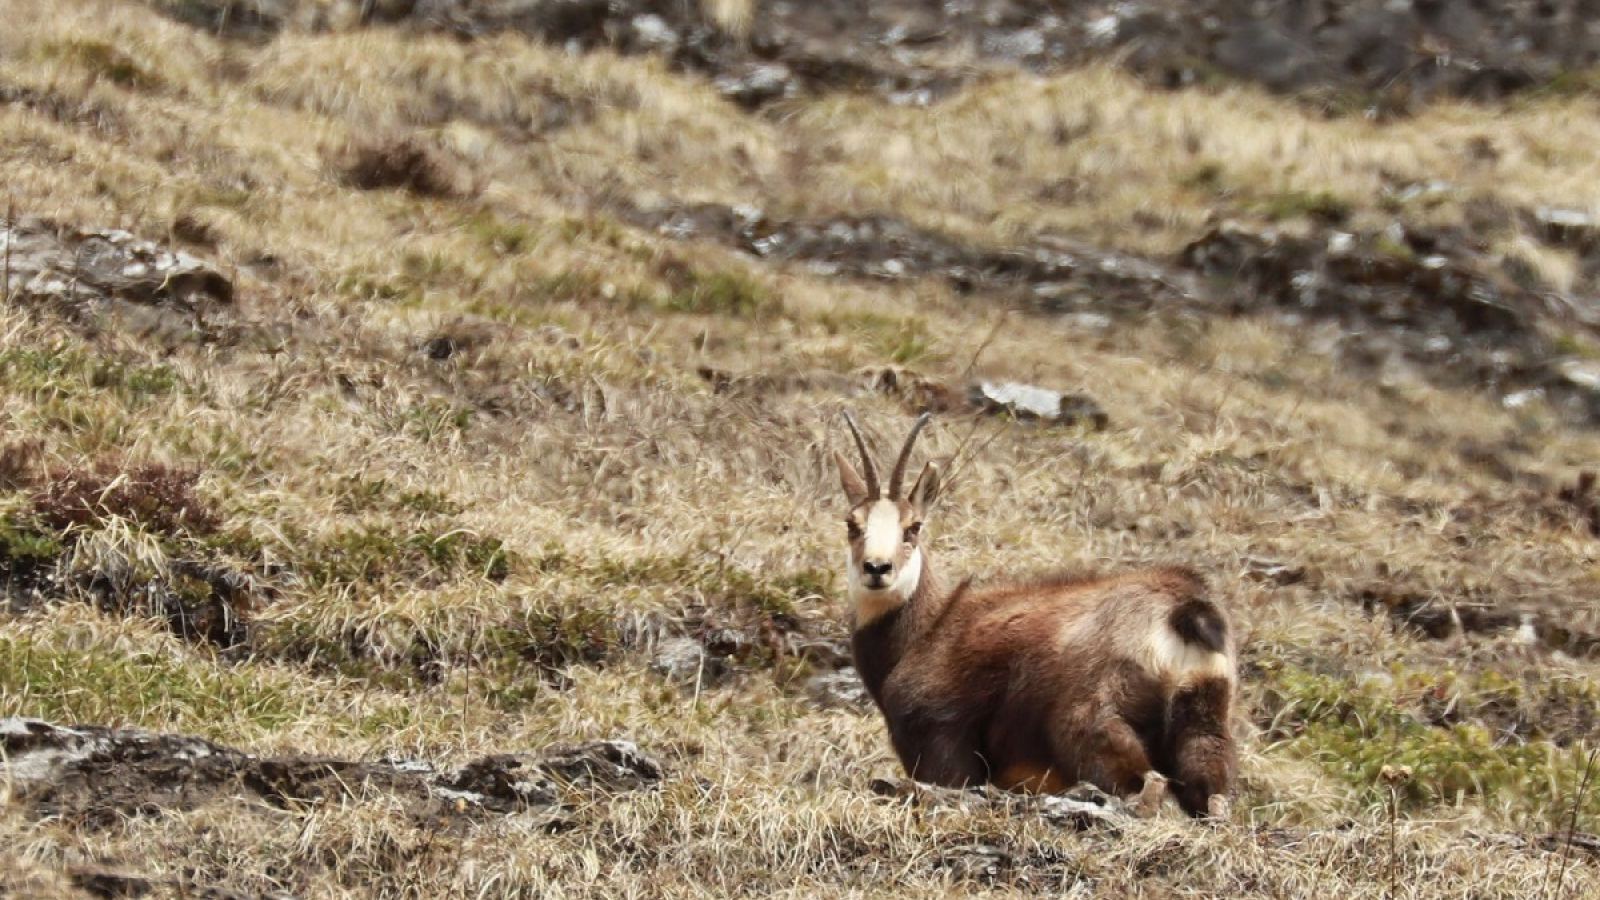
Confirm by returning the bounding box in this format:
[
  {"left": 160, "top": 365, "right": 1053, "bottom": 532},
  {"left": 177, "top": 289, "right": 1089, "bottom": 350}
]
[
  {"left": 1259, "top": 660, "right": 1600, "bottom": 827},
  {"left": 660, "top": 268, "right": 778, "bottom": 318},
  {"left": 0, "top": 345, "right": 187, "bottom": 408},
  {"left": 0, "top": 636, "right": 298, "bottom": 735},
  {"left": 297, "top": 525, "right": 513, "bottom": 588}
]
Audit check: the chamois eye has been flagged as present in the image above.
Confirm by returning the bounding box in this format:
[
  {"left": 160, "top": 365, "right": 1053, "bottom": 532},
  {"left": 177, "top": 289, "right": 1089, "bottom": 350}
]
[
  {"left": 846, "top": 521, "right": 862, "bottom": 540},
  {"left": 903, "top": 522, "right": 922, "bottom": 543}
]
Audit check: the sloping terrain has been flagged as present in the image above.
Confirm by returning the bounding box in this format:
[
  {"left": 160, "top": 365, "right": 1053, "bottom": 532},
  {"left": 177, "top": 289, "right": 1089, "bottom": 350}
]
[{"left": 3, "top": 1, "right": 1600, "bottom": 897}]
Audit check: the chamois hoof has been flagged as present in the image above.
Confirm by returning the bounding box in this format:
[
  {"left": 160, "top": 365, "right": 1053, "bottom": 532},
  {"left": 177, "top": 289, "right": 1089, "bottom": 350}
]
[
  {"left": 1206, "top": 793, "right": 1231, "bottom": 820},
  {"left": 1134, "top": 771, "right": 1168, "bottom": 819}
]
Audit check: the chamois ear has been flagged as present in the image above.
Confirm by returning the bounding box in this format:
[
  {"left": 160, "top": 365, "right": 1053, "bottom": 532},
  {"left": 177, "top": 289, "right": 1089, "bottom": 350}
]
[
  {"left": 835, "top": 451, "right": 870, "bottom": 506},
  {"left": 909, "top": 462, "right": 941, "bottom": 513}
]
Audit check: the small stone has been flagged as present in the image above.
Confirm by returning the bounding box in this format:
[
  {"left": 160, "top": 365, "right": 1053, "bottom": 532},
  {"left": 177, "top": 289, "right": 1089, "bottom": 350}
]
[
  {"left": 651, "top": 636, "right": 714, "bottom": 685},
  {"left": 805, "top": 670, "right": 870, "bottom": 709},
  {"left": 1559, "top": 359, "right": 1600, "bottom": 392},
  {"left": 629, "top": 14, "right": 680, "bottom": 53},
  {"left": 1536, "top": 207, "right": 1600, "bottom": 248},
  {"left": 715, "top": 64, "right": 794, "bottom": 109},
  {"left": 970, "top": 381, "right": 1108, "bottom": 429}
]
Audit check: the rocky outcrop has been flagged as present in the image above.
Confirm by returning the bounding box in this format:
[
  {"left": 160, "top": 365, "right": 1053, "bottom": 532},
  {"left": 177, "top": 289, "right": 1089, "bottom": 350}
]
[
  {"left": 0, "top": 718, "right": 665, "bottom": 829},
  {"left": 1, "top": 217, "right": 234, "bottom": 341},
  {"left": 662, "top": 199, "right": 1600, "bottom": 423},
  {"left": 146, "top": 1, "right": 1600, "bottom": 111},
  {"left": 635, "top": 202, "right": 1189, "bottom": 317}
]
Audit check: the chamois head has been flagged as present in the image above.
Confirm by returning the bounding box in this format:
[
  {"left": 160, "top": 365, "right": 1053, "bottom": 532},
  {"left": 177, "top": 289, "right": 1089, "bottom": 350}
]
[{"left": 835, "top": 413, "right": 941, "bottom": 617}]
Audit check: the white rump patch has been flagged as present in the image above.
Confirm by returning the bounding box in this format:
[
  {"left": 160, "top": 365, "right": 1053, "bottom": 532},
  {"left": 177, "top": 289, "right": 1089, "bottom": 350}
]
[
  {"left": 1139, "top": 627, "right": 1234, "bottom": 684},
  {"left": 1063, "top": 591, "right": 1235, "bottom": 686}
]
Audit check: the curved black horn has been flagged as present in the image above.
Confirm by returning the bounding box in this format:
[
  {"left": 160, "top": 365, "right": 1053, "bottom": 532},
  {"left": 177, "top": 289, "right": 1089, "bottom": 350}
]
[
  {"left": 888, "top": 412, "right": 931, "bottom": 499},
  {"left": 842, "top": 411, "right": 880, "bottom": 498}
]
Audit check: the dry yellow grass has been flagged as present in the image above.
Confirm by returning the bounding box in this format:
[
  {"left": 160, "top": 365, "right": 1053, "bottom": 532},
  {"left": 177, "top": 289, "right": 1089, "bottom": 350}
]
[{"left": 3, "top": 1, "right": 1600, "bottom": 897}]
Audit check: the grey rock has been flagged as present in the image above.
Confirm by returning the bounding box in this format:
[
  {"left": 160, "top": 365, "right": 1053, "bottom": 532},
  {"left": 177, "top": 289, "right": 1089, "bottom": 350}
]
[
  {"left": 1558, "top": 359, "right": 1600, "bottom": 392},
  {"left": 2, "top": 218, "right": 232, "bottom": 315},
  {"left": 540, "top": 739, "right": 665, "bottom": 790},
  {"left": 651, "top": 635, "right": 717, "bottom": 685},
  {"left": 970, "top": 382, "right": 1110, "bottom": 429},
  {"left": 1037, "top": 782, "right": 1127, "bottom": 831},
  {"left": 716, "top": 64, "right": 795, "bottom": 109},
  {"left": 1216, "top": 22, "right": 1321, "bottom": 90},
  {"left": 629, "top": 14, "right": 681, "bottom": 54},
  {"left": 1536, "top": 207, "right": 1600, "bottom": 250},
  {"left": 934, "top": 843, "right": 1012, "bottom": 883},
  {"left": 805, "top": 669, "right": 870, "bottom": 709}
]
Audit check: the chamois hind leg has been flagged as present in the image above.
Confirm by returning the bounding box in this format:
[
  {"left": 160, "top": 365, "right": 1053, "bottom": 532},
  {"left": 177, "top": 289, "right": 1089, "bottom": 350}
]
[
  {"left": 1049, "top": 708, "right": 1159, "bottom": 803},
  {"left": 1166, "top": 676, "right": 1236, "bottom": 818}
]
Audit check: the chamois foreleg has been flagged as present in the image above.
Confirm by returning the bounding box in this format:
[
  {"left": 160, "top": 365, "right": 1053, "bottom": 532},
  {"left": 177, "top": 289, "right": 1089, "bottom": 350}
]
[
  {"left": 1166, "top": 676, "right": 1235, "bottom": 818},
  {"left": 888, "top": 709, "right": 988, "bottom": 788}
]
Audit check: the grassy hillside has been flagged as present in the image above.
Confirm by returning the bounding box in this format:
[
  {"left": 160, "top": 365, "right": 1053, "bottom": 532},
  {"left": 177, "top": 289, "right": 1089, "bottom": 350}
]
[{"left": 3, "top": 1, "right": 1600, "bottom": 896}]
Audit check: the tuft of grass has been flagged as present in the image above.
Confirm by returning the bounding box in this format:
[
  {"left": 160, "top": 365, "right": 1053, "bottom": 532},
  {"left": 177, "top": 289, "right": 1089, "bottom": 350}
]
[
  {"left": 40, "top": 38, "right": 163, "bottom": 90},
  {"left": 1525, "top": 66, "right": 1600, "bottom": 102},
  {"left": 1255, "top": 188, "right": 1353, "bottom": 225},
  {"left": 399, "top": 397, "right": 474, "bottom": 442},
  {"left": 0, "top": 346, "right": 186, "bottom": 407},
  {"left": 334, "top": 135, "right": 464, "bottom": 198},
  {"left": 332, "top": 475, "right": 462, "bottom": 517},
  {"left": 661, "top": 269, "right": 778, "bottom": 317},
  {"left": 463, "top": 210, "right": 536, "bottom": 256},
  {"left": 1372, "top": 230, "right": 1416, "bottom": 261},
  {"left": 503, "top": 605, "right": 625, "bottom": 684},
  {"left": 297, "top": 525, "right": 513, "bottom": 588},
  {"left": 884, "top": 320, "right": 935, "bottom": 365},
  {"left": 0, "top": 510, "right": 64, "bottom": 573},
  {"left": 561, "top": 550, "right": 832, "bottom": 620},
  {"left": 335, "top": 273, "right": 421, "bottom": 304},
  {"left": 1180, "top": 160, "right": 1226, "bottom": 193},
  {"left": 814, "top": 309, "right": 936, "bottom": 364}
]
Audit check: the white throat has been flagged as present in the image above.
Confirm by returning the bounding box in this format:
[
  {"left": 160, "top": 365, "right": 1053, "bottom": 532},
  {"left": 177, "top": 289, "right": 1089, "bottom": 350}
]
[{"left": 850, "top": 547, "right": 922, "bottom": 627}]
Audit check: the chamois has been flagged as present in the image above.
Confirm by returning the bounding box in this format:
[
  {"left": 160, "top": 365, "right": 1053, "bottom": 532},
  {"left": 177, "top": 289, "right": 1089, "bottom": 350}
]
[{"left": 835, "top": 412, "right": 1237, "bottom": 817}]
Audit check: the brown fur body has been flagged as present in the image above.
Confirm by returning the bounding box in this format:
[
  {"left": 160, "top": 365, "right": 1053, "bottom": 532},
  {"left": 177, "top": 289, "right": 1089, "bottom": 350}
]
[
  {"left": 851, "top": 562, "right": 1235, "bottom": 816},
  {"left": 836, "top": 414, "right": 1237, "bottom": 817}
]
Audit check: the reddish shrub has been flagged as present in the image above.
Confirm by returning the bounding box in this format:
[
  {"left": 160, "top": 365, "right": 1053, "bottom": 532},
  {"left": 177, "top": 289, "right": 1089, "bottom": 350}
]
[
  {"left": 31, "top": 462, "right": 221, "bottom": 537},
  {"left": 0, "top": 439, "right": 43, "bottom": 491}
]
